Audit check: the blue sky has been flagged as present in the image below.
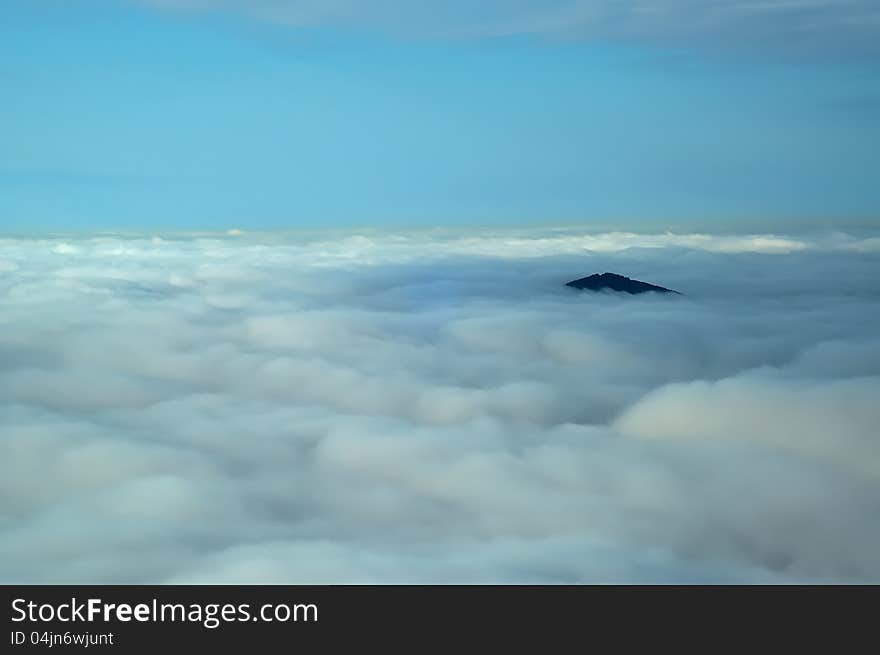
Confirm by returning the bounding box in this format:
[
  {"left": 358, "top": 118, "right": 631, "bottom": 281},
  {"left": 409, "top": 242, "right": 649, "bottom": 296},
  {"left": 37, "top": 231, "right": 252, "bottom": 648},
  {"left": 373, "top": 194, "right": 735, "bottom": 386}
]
[{"left": 1, "top": 0, "right": 878, "bottom": 232}]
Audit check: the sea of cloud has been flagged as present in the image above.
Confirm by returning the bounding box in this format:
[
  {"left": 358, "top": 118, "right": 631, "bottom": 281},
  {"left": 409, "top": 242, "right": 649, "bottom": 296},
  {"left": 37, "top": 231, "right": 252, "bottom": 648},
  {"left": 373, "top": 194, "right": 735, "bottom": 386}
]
[{"left": 1, "top": 226, "right": 879, "bottom": 583}]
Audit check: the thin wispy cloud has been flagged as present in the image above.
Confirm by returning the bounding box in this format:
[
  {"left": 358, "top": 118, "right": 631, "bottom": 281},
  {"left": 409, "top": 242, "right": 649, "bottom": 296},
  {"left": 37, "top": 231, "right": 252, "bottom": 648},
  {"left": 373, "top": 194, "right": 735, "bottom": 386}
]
[{"left": 135, "top": 0, "right": 880, "bottom": 50}]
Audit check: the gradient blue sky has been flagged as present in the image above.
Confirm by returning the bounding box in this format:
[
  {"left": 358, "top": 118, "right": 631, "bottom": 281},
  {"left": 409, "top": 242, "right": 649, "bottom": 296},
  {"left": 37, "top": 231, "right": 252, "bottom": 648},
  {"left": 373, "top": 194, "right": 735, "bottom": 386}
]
[{"left": 2, "top": 0, "right": 878, "bottom": 232}]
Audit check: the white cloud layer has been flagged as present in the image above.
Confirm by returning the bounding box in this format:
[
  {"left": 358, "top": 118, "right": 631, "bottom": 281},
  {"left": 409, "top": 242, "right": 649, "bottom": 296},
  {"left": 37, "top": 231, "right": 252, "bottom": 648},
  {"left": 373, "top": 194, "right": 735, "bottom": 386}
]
[
  {"left": 136, "top": 0, "right": 880, "bottom": 51},
  {"left": 1, "top": 226, "right": 879, "bottom": 583}
]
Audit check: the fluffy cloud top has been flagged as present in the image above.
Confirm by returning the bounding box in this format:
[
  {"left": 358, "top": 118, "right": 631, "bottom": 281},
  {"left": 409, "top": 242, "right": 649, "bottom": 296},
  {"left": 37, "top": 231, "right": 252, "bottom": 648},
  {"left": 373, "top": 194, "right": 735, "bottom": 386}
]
[
  {"left": 1, "top": 227, "right": 879, "bottom": 583},
  {"left": 136, "top": 0, "right": 880, "bottom": 51}
]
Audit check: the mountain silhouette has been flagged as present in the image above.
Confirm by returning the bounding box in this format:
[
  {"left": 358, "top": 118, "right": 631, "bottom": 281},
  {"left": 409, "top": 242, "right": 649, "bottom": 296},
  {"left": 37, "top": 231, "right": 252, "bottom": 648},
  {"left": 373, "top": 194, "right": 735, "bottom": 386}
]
[{"left": 565, "top": 272, "right": 680, "bottom": 295}]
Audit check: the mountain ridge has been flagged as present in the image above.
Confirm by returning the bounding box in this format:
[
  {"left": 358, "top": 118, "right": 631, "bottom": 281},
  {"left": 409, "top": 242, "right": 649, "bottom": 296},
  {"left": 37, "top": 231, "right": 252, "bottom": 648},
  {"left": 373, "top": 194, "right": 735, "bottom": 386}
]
[{"left": 565, "top": 272, "right": 680, "bottom": 295}]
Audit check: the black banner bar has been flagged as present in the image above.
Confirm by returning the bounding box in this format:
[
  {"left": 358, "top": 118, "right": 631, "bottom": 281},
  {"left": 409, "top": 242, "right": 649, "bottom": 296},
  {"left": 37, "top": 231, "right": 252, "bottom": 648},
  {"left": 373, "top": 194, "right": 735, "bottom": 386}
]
[{"left": 2, "top": 585, "right": 875, "bottom": 651}]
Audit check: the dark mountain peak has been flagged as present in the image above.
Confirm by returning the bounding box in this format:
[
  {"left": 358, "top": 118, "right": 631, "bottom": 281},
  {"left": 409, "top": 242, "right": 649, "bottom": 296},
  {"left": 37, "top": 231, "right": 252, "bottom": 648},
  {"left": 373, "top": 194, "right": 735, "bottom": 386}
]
[{"left": 565, "top": 272, "right": 680, "bottom": 295}]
